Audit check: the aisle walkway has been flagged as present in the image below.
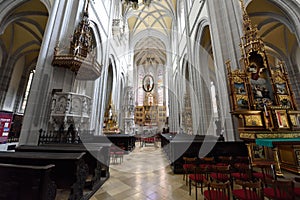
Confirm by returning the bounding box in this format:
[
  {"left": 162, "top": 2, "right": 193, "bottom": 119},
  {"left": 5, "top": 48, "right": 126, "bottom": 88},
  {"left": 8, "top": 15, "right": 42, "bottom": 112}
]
[{"left": 90, "top": 143, "right": 197, "bottom": 200}]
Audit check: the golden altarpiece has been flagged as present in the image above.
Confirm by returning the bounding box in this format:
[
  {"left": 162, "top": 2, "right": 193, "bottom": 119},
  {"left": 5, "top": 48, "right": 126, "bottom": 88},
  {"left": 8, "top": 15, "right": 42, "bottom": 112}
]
[
  {"left": 227, "top": 1, "right": 300, "bottom": 174},
  {"left": 134, "top": 74, "right": 166, "bottom": 126}
]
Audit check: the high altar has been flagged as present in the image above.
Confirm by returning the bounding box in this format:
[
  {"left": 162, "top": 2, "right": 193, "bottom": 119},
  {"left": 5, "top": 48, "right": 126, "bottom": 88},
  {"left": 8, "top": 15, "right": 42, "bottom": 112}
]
[
  {"left": 135, "top": 93, "right": 166, "bottom": 126},
  {"left": 227, "top": 1, "right": 300, "bottom": 174},
  {"left": 135, "top": 74, "right": 166, "bottom": 127}
]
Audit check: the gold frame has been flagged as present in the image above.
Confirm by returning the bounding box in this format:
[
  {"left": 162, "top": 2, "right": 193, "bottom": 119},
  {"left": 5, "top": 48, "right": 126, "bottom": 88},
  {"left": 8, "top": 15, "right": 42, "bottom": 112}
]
[
  {"left": 244, "top": 114, "right": 263, "bottom": 127},
  {"left": 274, "top": 110, "right": 289, "bottom": 129},
  {"left": 288, "top": 111, "right": 300, "bottom": 129},
  {"left": 248, "top": 143, "right": 268, "bottom": 162},
  {"left": 226, "top": 66, "right": 250, "bottom": 111}
]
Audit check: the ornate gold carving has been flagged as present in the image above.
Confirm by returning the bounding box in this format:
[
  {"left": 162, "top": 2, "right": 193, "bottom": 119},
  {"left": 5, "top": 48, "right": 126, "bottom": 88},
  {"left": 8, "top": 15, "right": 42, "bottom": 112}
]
[
  {"left": 240, "top": 132, "right": 256, "bottom": 139},
  {"left": 256, "top": 133, "right": 300, "bottom": 139},
  {"left": 51, "top": 0, "right": 102, "bottom": 80},
  {"left": 290, "top": 115, "right": 297, "bottom": 126},
  {"left": 226, "top": 0, "right": 299, "bottom": 144},
  {"left": 273, "top": 75, "right": 285, "bottom": 83},
  {"left": 233, "top": 76, "right": 244, "bottom": 83},
  {"left": 278, "top": 95, "right": 290, "bottom": 102},
  {"left": 245, "top": 115, "right": 263, "bottom": 126},
  {"left": 236, "top": 95, "right": 248, "bottom": 101}
]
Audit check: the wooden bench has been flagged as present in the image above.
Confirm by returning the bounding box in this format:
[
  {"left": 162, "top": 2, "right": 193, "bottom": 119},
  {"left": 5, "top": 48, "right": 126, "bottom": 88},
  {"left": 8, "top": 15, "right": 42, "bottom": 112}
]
[
  {"left": 160, "top": 134, "right": 248, "bottom": 173},
  {"left": 15, "top": 143, "right": 111, "bottom": 198},
  {"left": 0, "top": 163, "right": 56, "bottom": 200},
  {"left": 0, "top": 151, "right": 87, "bottom": 200},
  {"left": 81, "top": 134, "right": 136, "bottom": 153}
]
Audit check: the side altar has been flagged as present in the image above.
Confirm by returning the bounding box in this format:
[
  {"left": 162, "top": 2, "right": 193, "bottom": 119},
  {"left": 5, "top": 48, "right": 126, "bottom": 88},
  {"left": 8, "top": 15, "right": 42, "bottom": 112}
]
[{"left": 227, "top": 1, "right": 300, "bottom": 174}]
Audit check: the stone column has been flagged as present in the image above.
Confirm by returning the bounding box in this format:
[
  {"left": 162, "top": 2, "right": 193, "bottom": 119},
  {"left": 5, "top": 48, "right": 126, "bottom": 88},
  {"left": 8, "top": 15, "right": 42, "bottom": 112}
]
[
  {"left": 206, "top": 0, "right": 243, "bottom": 140},
  {"left": 19, "top": 0, "right": 84, "bottom": 145}
]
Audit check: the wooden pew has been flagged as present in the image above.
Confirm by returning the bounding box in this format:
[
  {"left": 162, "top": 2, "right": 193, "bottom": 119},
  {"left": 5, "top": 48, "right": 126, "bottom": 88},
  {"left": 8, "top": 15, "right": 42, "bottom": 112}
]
[
  {"left": 161, "top": 134, "right": 248, "bottom": 173},
  {"left": 15, "top": 143, "right": 111, "bottom": 197},
  {"left": 0, "top": 151, "right": 87, "bottom": 200},
  {"left": 0, "top": 163, "right": 56, "bottom": 200}
]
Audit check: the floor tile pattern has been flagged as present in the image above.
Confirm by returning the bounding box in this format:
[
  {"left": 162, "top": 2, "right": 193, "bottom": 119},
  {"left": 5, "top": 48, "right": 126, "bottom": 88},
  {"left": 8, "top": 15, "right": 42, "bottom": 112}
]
[
  {"left": 91, "top": 142, "right": 299, "bottom": 200},
  {"left": 91, "top": 143, "right": 198, "bottom": 200}
]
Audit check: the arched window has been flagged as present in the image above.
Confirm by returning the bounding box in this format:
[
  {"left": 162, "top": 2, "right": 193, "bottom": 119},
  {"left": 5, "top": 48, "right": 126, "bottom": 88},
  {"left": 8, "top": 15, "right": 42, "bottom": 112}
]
[
  {"left": 179, "top": 1, "right": 185, "bottom": 33},
  {"left": 19, "top": 70, "right": 35, "bottom": 113},
  {"left": 211, "top": 81, "right": 218, "bottom": 118}
]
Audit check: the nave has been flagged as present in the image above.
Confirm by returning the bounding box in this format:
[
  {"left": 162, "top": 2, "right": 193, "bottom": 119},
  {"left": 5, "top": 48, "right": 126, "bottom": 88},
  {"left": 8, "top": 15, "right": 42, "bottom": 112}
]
[{"left": 91, "top": 143, "right": 196, "bottom": 200}]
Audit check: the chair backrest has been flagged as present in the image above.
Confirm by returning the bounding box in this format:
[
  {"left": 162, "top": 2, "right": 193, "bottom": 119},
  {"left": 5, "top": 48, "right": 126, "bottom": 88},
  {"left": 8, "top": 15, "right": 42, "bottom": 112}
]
[
  {"left": 235, "top": 180, "right": 263, "bottom": 200},
  {"left": 200, "top": 157, "right": 215, "bottom": 163},
  {"left": 233, "top": 163, "right": 254, "bottom": 180},
  {"left": 192, "top": 165, "right": 210, "bottom": 179},
  {"left": 207, "top": 180, "right": 231, "bottom": 200},
  {"left": 211, "top": 164, "right": 231, "bottom": 181},
  {"left": 183, "top": 156, "right": 197, "bottom": 164},
  {"left": 218, "top": 156, "right": 233, "bottom": 164}
]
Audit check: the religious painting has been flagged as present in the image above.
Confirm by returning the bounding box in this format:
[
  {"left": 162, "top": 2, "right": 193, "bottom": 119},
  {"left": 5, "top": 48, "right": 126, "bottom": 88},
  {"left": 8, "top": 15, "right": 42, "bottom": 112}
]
[
  {"left": 143, "top": 74, "right": 154, "bottom": 92},
  {"left": 275, "top": 110, "right": 289, "bottom": 128},
  {"left": 279, "top": 96, "right": 292, "bottom": 108},
  {"left": 276, "top": 83, "right": 288, "bottom": 95},
  {"left": 236, "top": 96, "right": 249, "bottom": 109},
  {"left": 246, "top": 52, "right": 274, "bottom": 109},
  {"left": 244, "top": 114, "right": 263, "bottom": 127},
  {"left": 252, "top": 144, "right": 266, "bottom": 160},
  {"left": 234, "top": 83, "right": 246, "bottom": 95}
]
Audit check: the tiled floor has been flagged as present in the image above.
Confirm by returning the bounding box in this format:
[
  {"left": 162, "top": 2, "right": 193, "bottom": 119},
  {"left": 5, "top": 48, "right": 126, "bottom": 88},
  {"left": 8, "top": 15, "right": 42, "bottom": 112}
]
[
  {"left": 91, "top": 143, "right": 197, "bottom": 200},
  {"left": 90, "top": 142, "right": 299, "bottom": 200}
]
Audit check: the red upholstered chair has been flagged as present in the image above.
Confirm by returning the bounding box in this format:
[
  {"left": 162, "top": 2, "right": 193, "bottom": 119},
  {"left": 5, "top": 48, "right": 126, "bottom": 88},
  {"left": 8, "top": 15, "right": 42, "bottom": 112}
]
[
  {"left": 110, "top": 146, "right": 124, "bottom": 164},
  {"left": 263, "top": 179, "right": 295, "bottom": 200},
  {"left": 232, "top": 179, "right": 263, "bottom": 200},
  {"left": 109, "top": 146, "right": 117, "bottom": 164},
  {"left": 203, "top": 180, "right": 231, "bottom": 200},
  {"left": 188, "top": 165, "right": 210, "bottom": 200},
  {"left": 210, "top": 165, "right": 232, "bottom": 184},
  {"left": 182, "top": 156, "right": 198, "bottom": 185},
  {"left": 216, "top": 156, "right": 233, "bottom": 166},
  {"left": 199, "top": 157, "right": 215, "bottom": 171},
  {"left": 231, "top": 163, "right": 253, "bottom": 182},
  {"left": 114, "top": 149, "right": 124, "bottom": 164}
]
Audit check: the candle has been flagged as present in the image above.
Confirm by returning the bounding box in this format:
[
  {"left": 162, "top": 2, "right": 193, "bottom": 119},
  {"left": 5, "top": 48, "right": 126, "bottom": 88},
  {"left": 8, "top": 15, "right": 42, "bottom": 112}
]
[{"left": 264, "top": 104, "right": 268, "bottom": 117}]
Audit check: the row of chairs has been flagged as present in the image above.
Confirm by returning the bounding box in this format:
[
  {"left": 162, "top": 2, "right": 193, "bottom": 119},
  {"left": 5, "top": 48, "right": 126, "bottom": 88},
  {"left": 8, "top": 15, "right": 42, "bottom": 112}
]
[
  {"left": 201, "top": 176, "right": 299, "bottom": 200},
  {"left": 183, "top": 156, "right": 248, "bottom": 186},
  {"left": 183, "top": 156, "right": 300, "bottom": 200}
]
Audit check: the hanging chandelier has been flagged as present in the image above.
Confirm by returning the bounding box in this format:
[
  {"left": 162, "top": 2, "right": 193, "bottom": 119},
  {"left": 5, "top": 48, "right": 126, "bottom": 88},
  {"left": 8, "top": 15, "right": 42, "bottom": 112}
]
[{"left": 122, "top": 0, "right": 152, "bottom": 10}]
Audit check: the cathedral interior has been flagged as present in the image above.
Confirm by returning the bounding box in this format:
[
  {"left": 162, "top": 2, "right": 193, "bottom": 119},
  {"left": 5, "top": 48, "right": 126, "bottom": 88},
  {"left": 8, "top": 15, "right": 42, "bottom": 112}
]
[{"left": 0, "top": 0, "right": 300, "bottom": 199}]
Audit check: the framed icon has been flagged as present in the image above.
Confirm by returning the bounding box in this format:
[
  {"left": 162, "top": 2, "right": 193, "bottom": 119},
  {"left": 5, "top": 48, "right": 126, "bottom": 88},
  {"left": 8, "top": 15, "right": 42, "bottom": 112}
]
[{"left": 275, "top": 110, "right": 289, "bottom": 128}]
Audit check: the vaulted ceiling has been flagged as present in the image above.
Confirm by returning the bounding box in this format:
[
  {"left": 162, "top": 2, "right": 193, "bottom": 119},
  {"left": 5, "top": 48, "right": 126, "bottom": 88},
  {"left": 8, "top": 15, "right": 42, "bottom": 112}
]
[
  {"left": 247, "top": 0, "right": 297, "bottom": 60},
  {"left": 0, "top": 0, "right": 48, "bottom": 69},
  {"left": 123, "top": 0, "right": 176, "bottom": 66}
]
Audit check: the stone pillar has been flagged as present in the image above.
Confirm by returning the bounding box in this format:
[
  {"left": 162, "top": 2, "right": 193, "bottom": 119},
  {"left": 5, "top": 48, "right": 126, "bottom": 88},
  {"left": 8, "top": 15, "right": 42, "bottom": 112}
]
[
  {"left": 19, "top": 0, "right": 84, "bottom": 145},
  {"left": 206, "top": 0, "right": 244, "bottom": 140}
]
